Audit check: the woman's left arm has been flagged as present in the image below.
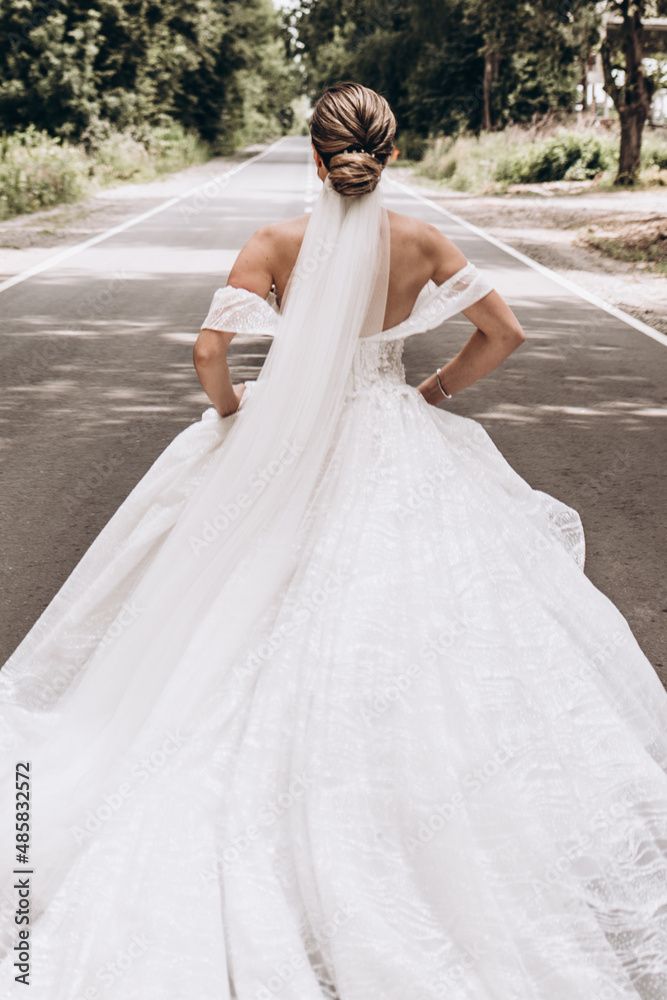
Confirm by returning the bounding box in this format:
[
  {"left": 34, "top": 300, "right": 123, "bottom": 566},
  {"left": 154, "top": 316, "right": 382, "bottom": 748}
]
[
  {"left": 418, "top": 290, "right": 526, "bottom": 406},
  {"left": 193, "top": 226, "right": 275, "bottom": 417}
]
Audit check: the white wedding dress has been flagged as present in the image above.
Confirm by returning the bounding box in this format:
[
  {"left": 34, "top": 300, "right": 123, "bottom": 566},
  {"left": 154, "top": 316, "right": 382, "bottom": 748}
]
[{"left": 1, "top": 178, "right": 667, "bottom": 1000}]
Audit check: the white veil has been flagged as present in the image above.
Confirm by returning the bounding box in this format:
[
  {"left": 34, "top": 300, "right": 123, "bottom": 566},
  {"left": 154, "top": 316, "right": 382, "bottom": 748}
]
[{"left": 0, "top": 176, "right": 390, "bottom": 905}]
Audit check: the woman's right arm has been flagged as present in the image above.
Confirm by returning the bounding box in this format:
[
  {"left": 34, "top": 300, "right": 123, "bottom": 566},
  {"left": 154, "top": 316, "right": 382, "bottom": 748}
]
[
  {"left": 193, "top": 227, "right": 275, "bottom": 417},
  {"left": 417, "top": 227, "right": 525, "bottom": 406}
]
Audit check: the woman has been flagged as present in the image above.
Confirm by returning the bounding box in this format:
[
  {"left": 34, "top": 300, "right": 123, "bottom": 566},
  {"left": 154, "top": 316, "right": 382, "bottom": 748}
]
[{"left": 1, "top": 82, "right": 666, "bottom": 999}]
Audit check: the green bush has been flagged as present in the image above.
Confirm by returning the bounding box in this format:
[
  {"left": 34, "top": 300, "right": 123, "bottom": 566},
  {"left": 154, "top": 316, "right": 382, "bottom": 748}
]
[
  {"left": 416, "top": 122, "right": 625, "bottom": 191},
  {"left": 642, "top": 133, "right": 667, "bottom": 171},
  {"left": 416, "top": 131, "right": 506, "bottom": 191},
  {"left": 0, "top": 127, "right": 88, "bottom": 220},
  {"left": 416, "top": 120, "right": 667, "bottom": 192},
  {"left": 0, "top": 121, "right": 210, "bottom": 220},
  {"left": 494, "top": 133, "right": 614, "bottom": 184}
]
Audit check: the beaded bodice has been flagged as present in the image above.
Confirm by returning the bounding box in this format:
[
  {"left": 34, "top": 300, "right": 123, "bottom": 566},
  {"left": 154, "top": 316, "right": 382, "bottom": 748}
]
[{"left": 348, "top": 339, "right": 406, "bottom": 394}]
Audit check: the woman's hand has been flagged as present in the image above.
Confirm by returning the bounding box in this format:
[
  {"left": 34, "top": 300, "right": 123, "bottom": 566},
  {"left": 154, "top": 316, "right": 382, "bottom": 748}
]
[
  {"left": 217, "top": 383, "right": 246, "bottom": 418},
  {"left": 230, "top": 383, "right": 246, "bottom": 413},
  {"left": 418, "top": 373, "right": 447, "bottom": 407}
]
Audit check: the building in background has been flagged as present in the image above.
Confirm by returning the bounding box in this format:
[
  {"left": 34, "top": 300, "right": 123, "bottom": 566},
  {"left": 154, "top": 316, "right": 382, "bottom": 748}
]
[{"left": 579, "top": 15, "right": 667, "bottom": 125}]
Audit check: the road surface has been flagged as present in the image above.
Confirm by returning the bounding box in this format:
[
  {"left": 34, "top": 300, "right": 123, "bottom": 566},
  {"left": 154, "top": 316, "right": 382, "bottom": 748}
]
[{"left": 1, "top": 136, "right": 665, "bottom": 679}]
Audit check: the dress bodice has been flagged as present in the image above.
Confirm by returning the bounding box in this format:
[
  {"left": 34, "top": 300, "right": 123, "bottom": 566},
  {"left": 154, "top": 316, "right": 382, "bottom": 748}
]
[
  {"left": 347, "top": 338, "right": 407, "bottom": 395},
  {"left": 200, "top": 261, "right": 494, "bottom": 349}
]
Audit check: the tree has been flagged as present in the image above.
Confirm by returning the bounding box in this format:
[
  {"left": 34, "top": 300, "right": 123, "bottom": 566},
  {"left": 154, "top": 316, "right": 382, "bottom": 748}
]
[
  {"left": 293, "top": 0, "right": 583, "bottom": 143},
  {"left": 464, "top": 0, "right": 524, "bottom": 130},
  {"left": 0, "top": 0, "right": 299, "bottom": 148},
  {"left": 601, "top": 0, "right": 652, "bottom": 183},
  {"left": 558, "top": 1, "right": 602, "bottom": 111}
]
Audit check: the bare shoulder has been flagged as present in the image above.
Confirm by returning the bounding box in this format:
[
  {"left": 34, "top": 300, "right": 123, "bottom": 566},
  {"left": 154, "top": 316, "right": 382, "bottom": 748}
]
[
  {"left": 228, "top": 215, "right": 310, "bottom": 296},
  {"left": 386, "top": 210, "right": 467, "bottom": 283},
  {"left": 253, "top": 215, "right": 310, "bottom": 256}
]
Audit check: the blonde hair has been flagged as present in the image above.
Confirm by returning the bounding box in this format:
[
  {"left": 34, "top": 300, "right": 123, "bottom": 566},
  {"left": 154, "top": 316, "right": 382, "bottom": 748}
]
[{"left": 310, "top": 82, "right": 396, "bottom": 197}]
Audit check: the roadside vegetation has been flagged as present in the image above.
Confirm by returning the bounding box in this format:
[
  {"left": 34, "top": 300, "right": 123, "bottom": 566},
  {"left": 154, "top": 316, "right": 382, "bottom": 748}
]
[
  {"left": 0, "top": 0, "right": 300, "bottom": 221},
  {"left": 578, "top": 218, "right": 667, "bottom": 275},
  {"left": 395, "top": 117, "right": 667, "bottom": 275},
  {"left": 0, "top": 123, "right": 211, "bottom": 221},
  {"left": 409, "top": 120, "right": 667, "bottom": 193}
]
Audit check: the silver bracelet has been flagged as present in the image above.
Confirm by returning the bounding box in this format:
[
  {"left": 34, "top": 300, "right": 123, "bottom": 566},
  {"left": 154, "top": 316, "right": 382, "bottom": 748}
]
[{"left": 435, "top": 368, "right": 452, "bottom": 399}]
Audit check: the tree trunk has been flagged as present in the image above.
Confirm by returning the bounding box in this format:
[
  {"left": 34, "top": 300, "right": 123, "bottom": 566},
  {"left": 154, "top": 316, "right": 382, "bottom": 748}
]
[
  {"left": 601, "top": 0, "right": 650, "bottom": 185},
  {"left": 482, "top": 51, "right": 495, "bottom": 130},
  {"left": 580, "top": 61, "right": 589, "bottom": 111},
  {"left": 617, "top": 104, "right": 645, "bottom": 181}
]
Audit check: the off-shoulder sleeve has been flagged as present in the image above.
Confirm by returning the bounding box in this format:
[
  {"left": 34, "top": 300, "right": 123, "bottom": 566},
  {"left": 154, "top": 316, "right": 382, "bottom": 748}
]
[
  {"left": 200, "top": 285, "right": 280, "bottom": 337},
  {"left": 367, "top": 261, "right": 494, "bottom": 342}
]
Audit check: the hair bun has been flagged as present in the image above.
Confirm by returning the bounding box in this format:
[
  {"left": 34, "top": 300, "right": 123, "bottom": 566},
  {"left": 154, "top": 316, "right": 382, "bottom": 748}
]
[
  {"left": 327, "top": 150, "right": 383, "bottom": 197},
  {"left": 310, "top": 82, "right": 396, "bottom": 198}
]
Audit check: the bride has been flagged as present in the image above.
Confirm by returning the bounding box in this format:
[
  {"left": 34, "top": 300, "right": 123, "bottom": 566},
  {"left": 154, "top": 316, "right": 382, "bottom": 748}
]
[{"left": 1, "top": 82, "right": 667, "bottom": 1000}]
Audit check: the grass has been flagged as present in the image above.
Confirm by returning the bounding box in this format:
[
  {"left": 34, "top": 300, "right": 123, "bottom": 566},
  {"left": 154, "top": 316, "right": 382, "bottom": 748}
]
[
  {"left": 0, "top": 122, "right": 211, "bottom": 222},
  {"left": 580, "top": 219, "right": 667, "bottom": 275},
  {"left": 410, "top": 119, "right": 667, "bottom": 193}
]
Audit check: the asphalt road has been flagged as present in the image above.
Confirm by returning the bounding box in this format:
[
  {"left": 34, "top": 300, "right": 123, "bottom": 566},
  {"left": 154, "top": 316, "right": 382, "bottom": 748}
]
[{"left": 1, "top": 136, "right": 665, "bottom": 679}]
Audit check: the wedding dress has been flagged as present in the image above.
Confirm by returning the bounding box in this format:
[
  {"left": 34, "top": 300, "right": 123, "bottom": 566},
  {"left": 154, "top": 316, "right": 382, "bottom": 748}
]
[{"left": 1, "top": 176, "right": 667, "bottom": 1000}]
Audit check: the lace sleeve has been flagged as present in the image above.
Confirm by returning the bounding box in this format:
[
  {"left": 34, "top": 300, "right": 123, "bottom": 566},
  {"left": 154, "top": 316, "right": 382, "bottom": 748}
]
[
  {"left": 200, "top": 285, "right": 280, "bottom": 337},
  {"left": 367, "top": 261, "right": 494, "bottom": 342}
]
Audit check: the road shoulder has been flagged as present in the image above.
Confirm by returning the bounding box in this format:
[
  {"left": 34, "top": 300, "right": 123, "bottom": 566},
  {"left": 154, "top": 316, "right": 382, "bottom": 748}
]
[
  {"left": 0, "top": 146, "right": 270, "bottom": 284},
  {"left": 389, "top": 166, "right": 667, "bottom": 336}
]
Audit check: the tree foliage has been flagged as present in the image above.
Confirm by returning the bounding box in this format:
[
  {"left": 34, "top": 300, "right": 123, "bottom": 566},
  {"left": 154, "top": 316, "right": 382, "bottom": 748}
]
[
  {"left": 290, "top": 0, "right": 582, "bottom": 147},
  {"left": 0, "top": 0, "right": 300, "bottom": 149}
]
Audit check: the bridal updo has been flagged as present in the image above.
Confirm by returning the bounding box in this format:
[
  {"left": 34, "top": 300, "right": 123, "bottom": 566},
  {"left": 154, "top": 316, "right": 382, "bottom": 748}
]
[{"left": 310, "top": 82, "right": 396, "bottom": 197}]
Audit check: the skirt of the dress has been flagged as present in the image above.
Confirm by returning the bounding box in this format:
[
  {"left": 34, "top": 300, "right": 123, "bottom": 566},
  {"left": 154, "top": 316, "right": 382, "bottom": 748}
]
[{"left": 1, "top": 381, "right": 667, "bottom": 1000}]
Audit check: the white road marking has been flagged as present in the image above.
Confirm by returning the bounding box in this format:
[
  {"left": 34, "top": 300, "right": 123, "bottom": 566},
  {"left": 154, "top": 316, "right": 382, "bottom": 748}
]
[
  {"left": 0, "top": 138, "right": 289, "bottom": 297},
  {"left": 388, "top": 175, "right": 667, "bottom": 349}
]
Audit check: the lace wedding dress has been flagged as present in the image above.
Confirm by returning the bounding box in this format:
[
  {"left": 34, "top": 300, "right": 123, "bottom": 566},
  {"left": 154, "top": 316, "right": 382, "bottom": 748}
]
[{"left": 1, "top": 178, "right": 667, "bottom": 1000}]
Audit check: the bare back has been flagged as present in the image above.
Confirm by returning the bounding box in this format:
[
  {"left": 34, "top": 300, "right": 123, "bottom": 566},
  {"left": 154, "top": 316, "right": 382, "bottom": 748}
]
[{"left": 227, "top": 209, "right": 469, "bottom": 333}]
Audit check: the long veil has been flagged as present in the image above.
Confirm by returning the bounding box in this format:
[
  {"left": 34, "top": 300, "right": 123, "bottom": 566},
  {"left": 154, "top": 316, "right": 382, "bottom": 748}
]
[{"left": 0, "top": 176, "right": 390, "bottom": 920}]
